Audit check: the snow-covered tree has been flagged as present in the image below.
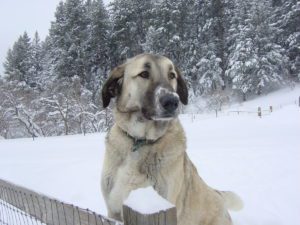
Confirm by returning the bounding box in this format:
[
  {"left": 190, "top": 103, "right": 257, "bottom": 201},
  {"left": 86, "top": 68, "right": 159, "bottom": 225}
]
[
  {"left": 48, "top": 0, "right": 88, "bottom": 81},
  {"left": 272, "top": 0, "right": 300, "bottom": 80},
  {"left": 226, "top": 0, "right": 288, "bottom": 100},
  {"left": 3, "top": 32, "right": 33, "bottom": 84},
  {"left": 84, "top": 0, "right": 111, "bottom": 101},
  {"left": 1, "top": 0, "right": 299, "bottom": 139},
  {"left": 197, "top": 51, "right": 224, "bottom": 95},
  {"left": 143, "top": 0, "right": 192, "bottom": 64},
  {"left": 109, "top": 0, "right": 154, "bottom": 65},
  {"left": 28, "top": 31, "right": 43, "bottom": 88}
]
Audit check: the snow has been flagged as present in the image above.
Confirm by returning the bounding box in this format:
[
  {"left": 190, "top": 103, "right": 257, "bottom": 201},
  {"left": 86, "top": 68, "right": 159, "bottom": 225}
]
[
  {"left": 0, "top": 87, "right": 300, "bottom": 225},
  {"left": 186, "top": 85, "right": 300, "bottom": 114},
  {"left": 0, "top": 200, "right": 45, "bottom": 225},
  {"left": 124, "top": 187, "right": 174, "bottom": 214},
  {"left": 230, "top": 85, "right": 300, "bottom": 110}
]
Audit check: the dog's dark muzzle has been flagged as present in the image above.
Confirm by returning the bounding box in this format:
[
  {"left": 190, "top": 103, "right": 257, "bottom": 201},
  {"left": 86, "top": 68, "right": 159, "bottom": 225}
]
[{"left": 159, "top": 94, "right": 179, "bottom": 115}]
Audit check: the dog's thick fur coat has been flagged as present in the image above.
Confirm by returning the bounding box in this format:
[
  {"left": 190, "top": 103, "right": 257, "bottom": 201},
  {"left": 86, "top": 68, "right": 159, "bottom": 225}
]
[{"left": 101, "top": 54, "right": 243, "bottom": 225}]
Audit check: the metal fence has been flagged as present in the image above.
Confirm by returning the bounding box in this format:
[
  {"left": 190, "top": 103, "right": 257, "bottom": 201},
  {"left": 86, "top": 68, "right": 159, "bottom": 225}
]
[{"left": 0, "top": 179, "right": 122, "bottom": 225}]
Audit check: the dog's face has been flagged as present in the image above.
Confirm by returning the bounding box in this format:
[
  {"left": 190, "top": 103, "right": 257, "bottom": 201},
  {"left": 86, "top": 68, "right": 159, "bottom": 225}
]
[{"left": 102, "top": 54, "right": 188, "bottom": 121}]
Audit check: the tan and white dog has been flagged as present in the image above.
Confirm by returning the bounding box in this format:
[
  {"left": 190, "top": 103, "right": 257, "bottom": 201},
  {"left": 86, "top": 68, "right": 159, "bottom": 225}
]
[{"left": 101, "top": 54, "right": 243, "bottom": 225}]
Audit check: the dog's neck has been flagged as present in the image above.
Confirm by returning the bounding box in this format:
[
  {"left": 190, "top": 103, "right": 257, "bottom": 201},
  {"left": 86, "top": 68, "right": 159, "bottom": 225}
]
[{"left": 114, "top": 108, "right": 174, "bottom": 141}]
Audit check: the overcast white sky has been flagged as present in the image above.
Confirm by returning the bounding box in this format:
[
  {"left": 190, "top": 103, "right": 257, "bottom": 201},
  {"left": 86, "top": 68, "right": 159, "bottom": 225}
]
[{"left": 0, "top": 0, "right": 110, "bottom": 76}]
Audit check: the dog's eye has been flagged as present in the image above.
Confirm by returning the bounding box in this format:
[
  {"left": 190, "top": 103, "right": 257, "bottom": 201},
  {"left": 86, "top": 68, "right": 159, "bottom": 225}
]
[
  {"left": 169, "top": 72, "right": 176, "bottom": 80},
  {"left": 138, "top": 71, "right": 150, "bottom": 79}
]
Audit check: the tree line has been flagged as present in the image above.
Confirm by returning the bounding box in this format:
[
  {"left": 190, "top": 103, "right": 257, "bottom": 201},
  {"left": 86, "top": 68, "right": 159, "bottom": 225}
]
[{"left": 0, "top": 0, "right": 299, "bottom": 139}]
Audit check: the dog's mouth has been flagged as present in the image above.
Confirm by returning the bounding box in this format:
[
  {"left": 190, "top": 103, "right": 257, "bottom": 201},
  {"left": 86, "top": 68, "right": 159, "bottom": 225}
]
[
  {"left": 141, "top": 107, "right": 177, "bottom": 121},
  {"left": 141, "top": 107, "right": 153, "bottom": 120}
]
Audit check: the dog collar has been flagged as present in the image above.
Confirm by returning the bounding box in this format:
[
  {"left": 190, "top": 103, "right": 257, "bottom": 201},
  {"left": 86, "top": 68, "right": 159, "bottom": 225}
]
[
  {"left": 131, "top": 138, "right": 155, "bottom": 152},
  {"left": 121, "top": 130, "right": 157, "bottom": 152}
]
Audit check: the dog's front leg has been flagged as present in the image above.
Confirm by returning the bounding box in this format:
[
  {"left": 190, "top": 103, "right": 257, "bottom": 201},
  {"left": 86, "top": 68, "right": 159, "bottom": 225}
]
[
  {"left": 101, "top": 173, "right": 123, "bottom": 220},
  {"left": 105, "top": 158, "right": 149, "bottom": 221}
]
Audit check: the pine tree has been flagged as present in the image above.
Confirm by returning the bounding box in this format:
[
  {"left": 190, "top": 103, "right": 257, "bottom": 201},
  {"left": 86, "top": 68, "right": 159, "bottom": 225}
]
[
  {"left": 183, "top": 0, "right": 225, "bottom": 96},
  {"left": 49, "top": 0, "right": 88, "bottom": 81},
  {"left": 144, "top": 0, "right": 183, "bottom": 62},
  {"left": 28, "top": 31, "right": 43, "bottom": 87},
  {"left": 84, "top": 0, "right": 111, "bottom": 100},
  {"left": 109, "top": 0, "right": 154, "bottom": 65},
  {"left": 226, "top": 37, "right": 259, "bottom": 100},
  {"left": 38, "top": 36, "right": 57, "bottom": 88},
  {"left": 196, "top": 50, "right": 224, "bottom": 95},
  {"left": 210, "top": 0, "right": 227, "bottom": 89},
  {"left": 3, "top": 32, "right": 33, "bottom": 84},
  {"left": 226, "top": 0, "right": 288, "bottom": 100},
  {"left": 272, "top": 0, "right": 300, "bottom": 80}
]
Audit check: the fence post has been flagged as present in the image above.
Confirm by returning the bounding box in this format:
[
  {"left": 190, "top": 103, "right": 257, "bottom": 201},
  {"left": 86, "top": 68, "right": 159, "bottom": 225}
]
[
  {"left": 269, "top": 106, "right": 273, "bottom": 113},
  {"left": 258, "top": 107, "right": 262, "bottom": 118},
  {"left": 123, "top": 205, "right": 177, "bottom": 225},
  {"left": 191, "top": 114, "right": 194, "bottom": 122},
  {"left": 123, "top": 187, "right": 177, "bottom": 225}
]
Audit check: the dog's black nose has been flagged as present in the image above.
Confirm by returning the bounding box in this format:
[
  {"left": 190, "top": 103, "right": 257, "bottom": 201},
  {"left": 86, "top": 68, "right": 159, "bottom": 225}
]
[{"left": 159, "top": 94, "right": 179, "bottom": 113}]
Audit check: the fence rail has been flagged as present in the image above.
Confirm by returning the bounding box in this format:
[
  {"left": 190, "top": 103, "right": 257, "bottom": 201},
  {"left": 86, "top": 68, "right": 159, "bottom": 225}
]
[
  {"left": 0, "top": 179, "right": 121, "bottom": 225},
  {"left": 0, "top": 179, "right": 177, "bottom": 225}
]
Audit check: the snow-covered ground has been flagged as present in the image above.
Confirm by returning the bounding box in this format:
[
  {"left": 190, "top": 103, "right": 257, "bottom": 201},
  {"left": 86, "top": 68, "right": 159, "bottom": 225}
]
[{"left": 0, "top": 86, "right": 300, "bottom": 225}]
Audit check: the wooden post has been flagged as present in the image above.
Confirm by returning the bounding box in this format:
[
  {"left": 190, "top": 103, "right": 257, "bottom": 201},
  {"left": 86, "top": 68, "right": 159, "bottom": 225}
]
[
  {"left": 258, "top": 107, "right": 262, "bottom": 118},
  {"left": 269, "top": 106, "right": 273, "bottom": 113},
  {"left": 123, "top": 187, "right": 177, "bottom": 225},
  {"left": 191, "top": 114, "right": 194, "bottom": 122},
  {"left": 123, "top": 205, "right": 177, "bottom": 225}
]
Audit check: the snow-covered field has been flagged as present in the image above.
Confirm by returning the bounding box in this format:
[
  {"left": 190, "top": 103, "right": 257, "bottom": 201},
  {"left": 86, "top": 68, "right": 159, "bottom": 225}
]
[{"left": 0, "top": 86, "right": 300, "bottom": 225}]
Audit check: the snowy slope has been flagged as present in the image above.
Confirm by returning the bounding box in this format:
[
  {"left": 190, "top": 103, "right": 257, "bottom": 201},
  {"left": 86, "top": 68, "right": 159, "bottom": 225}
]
[
  {"left": 0, "top": 87, "right": 300, "bottom": 225},
  {"left": 229, "top": 85, "right": 300, "bottom": 110}
]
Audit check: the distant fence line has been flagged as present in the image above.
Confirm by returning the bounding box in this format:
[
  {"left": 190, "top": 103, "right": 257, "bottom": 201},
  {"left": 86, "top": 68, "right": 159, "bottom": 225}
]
[
  {"left": 0, "top": 179, "right": 121, "bottom": 225},
  {"left": 187, "top": 97, "right": 300, "bottom": 121}
]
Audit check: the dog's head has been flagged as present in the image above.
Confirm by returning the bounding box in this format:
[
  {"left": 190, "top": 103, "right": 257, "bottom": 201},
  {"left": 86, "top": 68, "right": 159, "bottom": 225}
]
[{"left": 102, "top": 54, "right": 188, "bottom": 121}]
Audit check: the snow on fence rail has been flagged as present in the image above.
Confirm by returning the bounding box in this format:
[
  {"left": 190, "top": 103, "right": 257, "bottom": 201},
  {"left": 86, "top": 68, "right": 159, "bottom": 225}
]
[{"left": 0, "top": 179, "right": 177, "bottom": 225}]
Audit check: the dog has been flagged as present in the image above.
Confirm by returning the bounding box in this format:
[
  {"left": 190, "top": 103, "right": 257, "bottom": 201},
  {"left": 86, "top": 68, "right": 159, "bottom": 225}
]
[{"left": 101, "top": 53, "right": 243, "bottom": 225}]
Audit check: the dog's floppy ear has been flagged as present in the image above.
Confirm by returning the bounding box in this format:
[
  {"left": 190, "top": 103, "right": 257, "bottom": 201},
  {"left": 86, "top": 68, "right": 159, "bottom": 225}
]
[
  {"left": 102, "top": 65, "right": 125, "bottom": 108},
  {"left": 175, "top": 66, "right": 188, "bottom": 105}
]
